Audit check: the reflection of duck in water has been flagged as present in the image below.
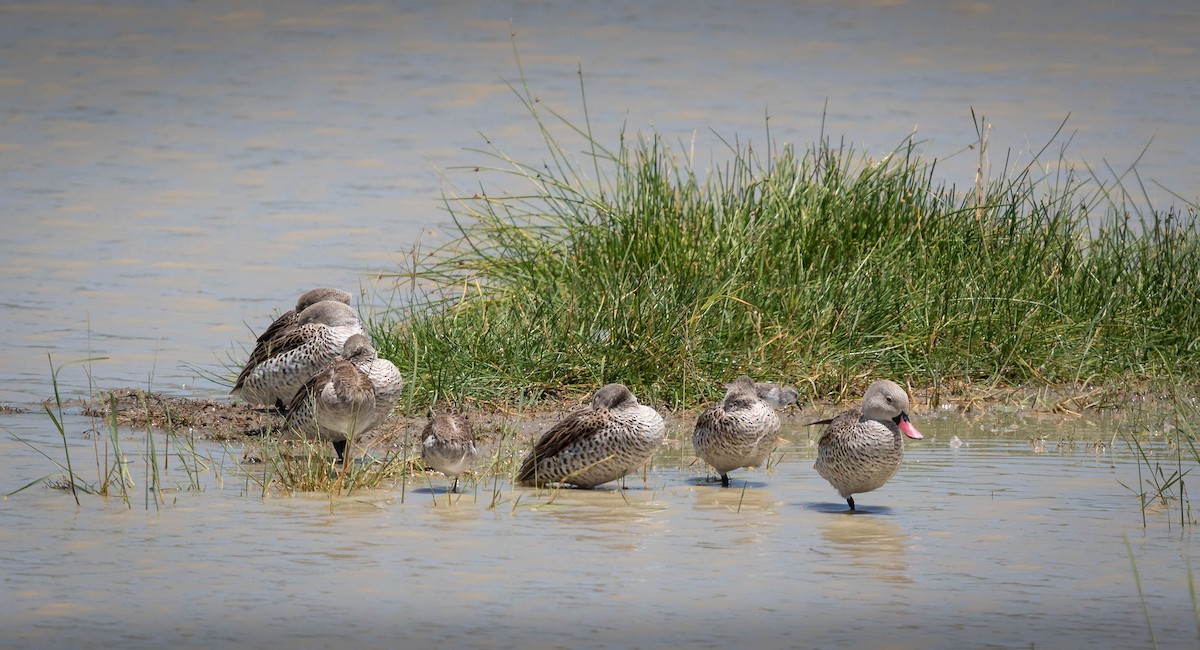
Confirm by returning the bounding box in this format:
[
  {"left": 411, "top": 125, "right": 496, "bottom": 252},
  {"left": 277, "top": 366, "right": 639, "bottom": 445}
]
[
  {"left": 689, "top": 478, "right": 777, "bottom": 517},
  {"left": 812, "top": 380, "right": 923, "bottom": 511},
  {"left": 817, "top": 515, "right": 912, "bottom": 585}
]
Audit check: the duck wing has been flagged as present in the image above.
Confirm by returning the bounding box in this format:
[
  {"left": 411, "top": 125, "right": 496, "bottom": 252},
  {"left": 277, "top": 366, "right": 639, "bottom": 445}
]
[
  {"left": 517, "top": 408, "right": 608, "bottom": 482},
  {"left": 233, "top": 323, "right": 320, "bottom": 391},
  {"left": 814, "top": 407, "right": 863, "bottom": 447}
]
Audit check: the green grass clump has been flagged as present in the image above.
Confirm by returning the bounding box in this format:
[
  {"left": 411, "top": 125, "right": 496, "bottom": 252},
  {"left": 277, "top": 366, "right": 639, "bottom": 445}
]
[
  {"left": 9, "top": 356, "right": 221, "bottom": 508},
  {"left": 376, "top": 71, "right": 1200, "bottom": 410},
  {"left": 240, "top": 430, "right": 416, "bottom": 497}
]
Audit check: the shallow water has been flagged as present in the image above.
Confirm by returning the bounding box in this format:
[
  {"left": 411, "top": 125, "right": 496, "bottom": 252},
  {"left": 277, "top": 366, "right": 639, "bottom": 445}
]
[
  {"left": 2, "top": 1, "right": 1199, "bottom": 648},
  {"left": 1, "top": 409, "right": 1196, "bottom": 648}
]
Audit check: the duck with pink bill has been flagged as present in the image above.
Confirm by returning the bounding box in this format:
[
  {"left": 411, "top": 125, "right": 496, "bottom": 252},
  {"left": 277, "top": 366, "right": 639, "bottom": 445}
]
[{"left": 810, "top": 379, "right": 923, "bottom": 512}]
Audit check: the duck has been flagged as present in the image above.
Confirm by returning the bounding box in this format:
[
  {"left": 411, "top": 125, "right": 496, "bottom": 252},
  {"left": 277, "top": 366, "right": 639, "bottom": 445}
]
[
  {"left": 230, "top": 300, "right": 364, "bottom": 411},
  {"left": 421, "top": 409, "right": 477, "bottom": 493},
  {"left": 812, "top": 379, "right": 923, "bottom": 511},
  {"left": 283, "top": 333, "right": 377, "bottom": 462},
  {"left": 517, "top": 383, "right": 664, "bottom": 489},
  {"left": 754, "top": 381, "right": 800, "bottom": 410},
  {"left": 253, "top": 287, "right": 353, "bottom": 350},
  {"left": 362, "top": 351, "right": 403, "bottom": 432},
  {"left": 693, "top": 376, "right": 795, "bottom": 486}
]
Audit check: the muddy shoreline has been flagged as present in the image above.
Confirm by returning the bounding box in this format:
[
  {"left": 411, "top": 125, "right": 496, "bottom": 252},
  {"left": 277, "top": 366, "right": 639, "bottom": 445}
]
[{"left": 11, "top": 381, "right": 1175, "bottom": 450}]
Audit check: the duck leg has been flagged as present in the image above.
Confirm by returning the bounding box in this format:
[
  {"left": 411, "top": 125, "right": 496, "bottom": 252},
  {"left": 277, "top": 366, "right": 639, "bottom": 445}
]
[
  {"left": 846, "top": 496, "right": 856, "bottom": 511},
  {"left": 720, "top": 473, "right": 730, "bottom": 488},
  {"left": 332, "top": 439, "right": 347, "bottom": 462}
]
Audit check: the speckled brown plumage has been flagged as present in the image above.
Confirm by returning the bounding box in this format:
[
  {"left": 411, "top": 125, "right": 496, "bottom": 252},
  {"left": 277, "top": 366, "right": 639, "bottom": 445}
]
[
  {"left": 692, "top": 376, "right": 786, "bottom": 487},
  {"left": 517, "top": 383, "right": 665, "bottom": 489},
  {"left": 812, "top": 379, "right": 924, "bottom": 511},
  {"left": 363, "top": 354, "right": 403, "bottom": 431},
  {"left": 284, "top": 333, "right": 377, "bottom": 460},
  {"left": 230, "top": 300, "right": 364, "bottom": 409},
  {"left": 254, "top": 288, "right": 353, "bottom": 347}
]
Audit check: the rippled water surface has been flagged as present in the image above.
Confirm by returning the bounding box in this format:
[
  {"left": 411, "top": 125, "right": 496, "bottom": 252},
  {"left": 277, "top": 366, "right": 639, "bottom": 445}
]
[
  {"left": 2, "top": 1, "right": 1199, "bottom": 648},
  {"left": 3, "top": 0, "right": 1199, "bottom": 403},
  {"left": 1, "top": 411, "right": 1196, "bottom": 648}
]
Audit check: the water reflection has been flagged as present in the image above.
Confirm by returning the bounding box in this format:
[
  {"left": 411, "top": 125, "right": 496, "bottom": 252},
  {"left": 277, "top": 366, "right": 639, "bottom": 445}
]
[
  {"left": 815, "top": 513, "right": 913, "bottom": 586},
  {"left": 1, "top": 408, "right": 1197, "bottom": 647},
  {"left": 685, "top": 483, "right": 782, "bottom": 555},
  {"left": 689, "top": 480, "right": 780, "bottom": 513}
]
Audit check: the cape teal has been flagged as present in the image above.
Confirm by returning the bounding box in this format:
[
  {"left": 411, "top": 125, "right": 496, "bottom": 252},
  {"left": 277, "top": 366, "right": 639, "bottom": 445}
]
[
  {"left": 280, "top": 335, "right": 374, "bottom": 462},
  {"left": 254, "top": 287, "right": 353, "bottom": 348},
  {"left": 693, "top": 376, "right": 794, "bottom": 487},
  {"left": 812, "top": 379, "right": 923, "bottom": 511},
  {"left": 421, "top": 410, "right": 477, "bottom": 493},
  {"left": 363, "top": 354, "right": 403, "bottom": 431},
  {"left": 231, "top": 300, "right": 364, "bottom": 410},
  {"left": 517, "top": 384, "right": 664, "bottom": 489},
  {"left": 284, "top": 333, "right": 377, "bottom": 461}
]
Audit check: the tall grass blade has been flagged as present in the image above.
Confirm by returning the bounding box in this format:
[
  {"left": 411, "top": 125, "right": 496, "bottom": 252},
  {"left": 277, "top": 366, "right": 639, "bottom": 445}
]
[{"left": 45, "top": 355, "right": 80, "bottom": 507}]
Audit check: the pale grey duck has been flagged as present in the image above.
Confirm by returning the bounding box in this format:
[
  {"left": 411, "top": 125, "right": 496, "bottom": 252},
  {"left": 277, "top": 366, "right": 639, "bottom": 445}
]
[
  {"left": 693, "top": 376, "right": 789, "bottom": 487},
  {"left": 812, "top": 379, "right": 923, "bottom": 511},
  {"left": 254, "top": 287, "right": 353, "bottom": 348},
  {"left": 231, "top": 300, "right": 364, "bottom": 410}
]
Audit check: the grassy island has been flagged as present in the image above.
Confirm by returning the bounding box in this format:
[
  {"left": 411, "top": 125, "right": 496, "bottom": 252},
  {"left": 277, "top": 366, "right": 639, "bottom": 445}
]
[{"left": 374, "top": 74, "right": 1200, "bottom": 412}]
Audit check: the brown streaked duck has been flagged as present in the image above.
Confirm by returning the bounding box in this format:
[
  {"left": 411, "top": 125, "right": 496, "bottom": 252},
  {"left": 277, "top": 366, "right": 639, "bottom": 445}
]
[
  {"left": 812, "top": 379, "right": 923, "bottom": 511},
  {"left": 283, "top": 334, "right": 377, "bottom": 461},
  {"left": 254, "top": 287, "right": 353, "bottom": 348},
  {"left": 517, "top": 383, "right": 664, "bottom": 489},
  {"left": 231, "top": 300, "right": 364, "bottom": 410},
  {"left": 693, "top": 376, "right": 791, "bottom": 487}
]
